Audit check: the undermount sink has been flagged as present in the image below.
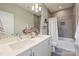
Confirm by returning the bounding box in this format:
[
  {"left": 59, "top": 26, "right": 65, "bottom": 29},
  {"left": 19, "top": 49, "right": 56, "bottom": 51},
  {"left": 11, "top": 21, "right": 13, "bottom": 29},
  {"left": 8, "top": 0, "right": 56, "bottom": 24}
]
[
  {"left": 9, "top": 39, "right": 33, "bottom": 50},
  {"left": 0, "top": 36, "right": 19, "bottom": 45},
  {"left": 9, "top": 35, "right": 44, "bottom": 50}
]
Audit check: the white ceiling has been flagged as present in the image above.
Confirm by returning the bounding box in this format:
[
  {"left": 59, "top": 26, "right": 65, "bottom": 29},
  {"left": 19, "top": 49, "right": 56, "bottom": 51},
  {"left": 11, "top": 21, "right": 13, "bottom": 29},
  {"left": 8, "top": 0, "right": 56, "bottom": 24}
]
[
  {"left": 15, "top": 3, "right": 41, "bottom": 16},
  {"left": 44, "top": 3, "right": 74, "bottom": 12},
  {"left": 15, "top": 3, "right": 74, "bottom": 16}
]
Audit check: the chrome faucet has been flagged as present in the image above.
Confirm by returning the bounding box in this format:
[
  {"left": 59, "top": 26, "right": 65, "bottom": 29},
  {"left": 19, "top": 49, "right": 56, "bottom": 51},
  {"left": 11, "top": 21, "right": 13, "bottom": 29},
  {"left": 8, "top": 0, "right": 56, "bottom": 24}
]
[
  {"left": 18, "top": 34, "right": 22, "bottom": 40},
  {"left": 16, "top": 33, "right": 22, "bottom": 40}
]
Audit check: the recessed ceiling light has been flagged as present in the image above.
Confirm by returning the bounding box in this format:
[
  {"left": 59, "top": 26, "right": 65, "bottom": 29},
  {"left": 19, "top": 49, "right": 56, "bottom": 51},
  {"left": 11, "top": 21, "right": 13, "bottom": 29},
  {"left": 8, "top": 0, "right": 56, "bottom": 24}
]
[{"left": 59, "top": 6, "right": 62, "bottom": 9}]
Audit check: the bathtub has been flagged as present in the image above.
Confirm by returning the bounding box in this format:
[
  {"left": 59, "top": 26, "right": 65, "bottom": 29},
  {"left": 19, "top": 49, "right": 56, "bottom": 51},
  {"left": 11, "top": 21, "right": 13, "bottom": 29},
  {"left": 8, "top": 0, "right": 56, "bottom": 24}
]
[
  {"left": 53, "top": 37, "right": 75, "bottom": 53},
  {"left": 58, "top": 37, "right": 74, "bottom": 42}
]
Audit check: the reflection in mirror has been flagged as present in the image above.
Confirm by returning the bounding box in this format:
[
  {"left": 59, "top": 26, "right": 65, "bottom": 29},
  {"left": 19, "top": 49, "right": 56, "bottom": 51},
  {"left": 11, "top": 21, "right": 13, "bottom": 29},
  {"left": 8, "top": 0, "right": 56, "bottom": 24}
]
[{"left": 0, "top": 3, "right": 41, "bottom": 39}]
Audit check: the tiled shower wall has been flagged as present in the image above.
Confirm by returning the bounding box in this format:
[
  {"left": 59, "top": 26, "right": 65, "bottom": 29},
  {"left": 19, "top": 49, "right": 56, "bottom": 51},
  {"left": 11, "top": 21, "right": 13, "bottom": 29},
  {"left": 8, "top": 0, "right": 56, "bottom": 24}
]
[{"left": 52, "top": 7, "right": 75, "bottom": 38}]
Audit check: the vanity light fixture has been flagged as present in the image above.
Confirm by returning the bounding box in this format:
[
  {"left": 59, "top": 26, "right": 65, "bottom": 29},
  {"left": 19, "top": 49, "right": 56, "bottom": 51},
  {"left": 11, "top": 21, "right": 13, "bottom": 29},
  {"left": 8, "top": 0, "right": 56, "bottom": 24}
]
[
  {"left": 35, "top": 4, "right": 38, "bottom": 9},
  {"left": 32, "top": 3, "right": 41, "bottom": 12},
  {"left": 35, "top": 8, "right": 38, "bottom": 12}
]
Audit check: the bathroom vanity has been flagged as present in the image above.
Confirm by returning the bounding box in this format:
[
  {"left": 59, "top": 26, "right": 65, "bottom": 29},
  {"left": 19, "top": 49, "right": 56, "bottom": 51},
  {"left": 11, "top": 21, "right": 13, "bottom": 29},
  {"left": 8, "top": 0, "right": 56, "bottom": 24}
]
[{"left": 0, "top": 35, "right": 51, "bottom": 56}]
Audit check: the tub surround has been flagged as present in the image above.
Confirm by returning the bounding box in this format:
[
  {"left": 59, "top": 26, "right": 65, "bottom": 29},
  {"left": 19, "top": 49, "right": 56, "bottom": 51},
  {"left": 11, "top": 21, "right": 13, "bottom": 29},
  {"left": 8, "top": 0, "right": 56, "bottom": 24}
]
[{"left": 0, "top": 35, "right": 51, "bottom": 56}]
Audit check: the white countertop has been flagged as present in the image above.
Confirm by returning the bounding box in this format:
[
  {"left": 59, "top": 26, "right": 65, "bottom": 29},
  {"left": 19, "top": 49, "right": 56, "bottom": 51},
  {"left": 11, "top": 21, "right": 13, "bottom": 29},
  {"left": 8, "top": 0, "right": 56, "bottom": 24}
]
[{"left": 0, "top": 35, "right": 51, "bottom": 56}]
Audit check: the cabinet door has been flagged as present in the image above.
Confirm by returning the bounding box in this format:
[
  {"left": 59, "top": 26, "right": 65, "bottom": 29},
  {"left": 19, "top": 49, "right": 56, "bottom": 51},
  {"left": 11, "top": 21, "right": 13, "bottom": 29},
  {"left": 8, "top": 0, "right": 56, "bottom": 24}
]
[
  {"left": 32, "top": 38, "right": 51, "bottom": 56},
  {"left": 17, "top": 49, "right": 32, "bottom": 56},
  {"left": 48, "top": 38, "right": 52, "bottom": 56}
]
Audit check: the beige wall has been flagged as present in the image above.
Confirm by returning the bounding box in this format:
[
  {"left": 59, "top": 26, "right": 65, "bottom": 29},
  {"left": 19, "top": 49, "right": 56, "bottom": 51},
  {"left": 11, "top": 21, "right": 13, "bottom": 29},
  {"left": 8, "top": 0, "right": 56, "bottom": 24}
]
[
  {"left": 73, "top": 5, "right": 76, "bottom": 36},
  {"left": 34, "top": 15, "right": 40, "bottom": 31},
  {"left": 40, "top": 4, "right": 50, "bottom": 35},
  {"left": 52, "top": 7, "right": 73, "bottom": 17},
  {"left": 52, "top": 7, "right": 75, "bottom": 38},
  {"left": 0, "top": 3, "right": 34, "bottom": 34},
  {"left": 75, "top": 4, "right": 79, "bottom": 27},
  {"left": 73, "top": 4, "right": 79, "bottom": 39}
]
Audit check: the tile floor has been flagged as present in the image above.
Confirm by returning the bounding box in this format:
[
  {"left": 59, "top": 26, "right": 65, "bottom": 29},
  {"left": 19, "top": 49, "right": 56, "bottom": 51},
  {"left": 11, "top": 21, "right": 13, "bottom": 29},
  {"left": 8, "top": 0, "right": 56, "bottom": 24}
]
[{"left": 51, "top": 47, "right": 76, "bottom": 56}]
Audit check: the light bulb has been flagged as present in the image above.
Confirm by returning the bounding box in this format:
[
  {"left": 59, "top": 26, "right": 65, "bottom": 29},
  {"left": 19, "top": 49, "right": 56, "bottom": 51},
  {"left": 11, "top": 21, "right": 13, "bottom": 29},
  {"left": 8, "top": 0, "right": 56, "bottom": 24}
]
[
  {"left": 32, "top": 6, "right": 34, "bottom": 10},
  {"left": 35, "top": 8, "right": 38, "bottom": 12},
  {"left": 35, "top": 4, "right": 38, "bottom": 9},
  {"left": 39, "top": 6, "right": 41, "bottom": 11}
]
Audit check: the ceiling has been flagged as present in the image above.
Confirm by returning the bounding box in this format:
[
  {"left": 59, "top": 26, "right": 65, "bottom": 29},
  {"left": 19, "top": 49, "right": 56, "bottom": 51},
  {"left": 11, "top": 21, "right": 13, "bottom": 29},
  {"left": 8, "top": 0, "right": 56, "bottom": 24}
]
[
  {"left": 15, "top": 3, "right": 41, "bottom": 16},
  {"left": 15, "top": 3, "right": 74, "bottom": 16},
  {"left": 44, "top": 3, "right": 74, "bottom": 12}
]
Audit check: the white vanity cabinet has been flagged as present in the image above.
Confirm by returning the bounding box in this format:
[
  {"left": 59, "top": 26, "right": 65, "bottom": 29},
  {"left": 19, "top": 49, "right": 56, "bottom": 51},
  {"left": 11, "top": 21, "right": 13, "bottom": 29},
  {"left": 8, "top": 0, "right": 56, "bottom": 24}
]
[
  {"left": 17, "top": 37, "right": 51, "bottom": 56},
  {"left": 32, "top": 38, "right": 51, "bottom": 56},
  {"left": 17, "top": 49, "right": 32, "bottom": 56}
]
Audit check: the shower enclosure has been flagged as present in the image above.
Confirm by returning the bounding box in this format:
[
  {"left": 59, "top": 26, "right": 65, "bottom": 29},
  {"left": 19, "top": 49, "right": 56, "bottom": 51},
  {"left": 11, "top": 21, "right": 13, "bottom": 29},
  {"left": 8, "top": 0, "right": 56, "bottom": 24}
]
[{"left": 57, "top": 15, "right": 75, "bottom": 38}]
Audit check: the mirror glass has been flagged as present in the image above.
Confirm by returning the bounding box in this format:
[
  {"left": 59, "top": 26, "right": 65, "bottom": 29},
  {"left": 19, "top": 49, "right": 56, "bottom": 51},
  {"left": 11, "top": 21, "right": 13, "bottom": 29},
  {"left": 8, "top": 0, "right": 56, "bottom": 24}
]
[{"left": 0, "top": 3, "right": 41, "bottom": 38}]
